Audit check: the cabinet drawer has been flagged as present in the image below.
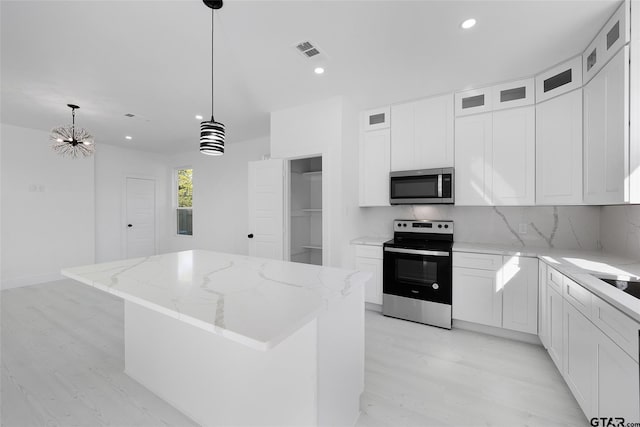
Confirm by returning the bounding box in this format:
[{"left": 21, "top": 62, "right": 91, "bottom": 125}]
[
  {"left": 355, "top": 245, "right": 383, "bottom": 260},
  {"left": 453, "top": 252, "right": 502, "bottom": 271},
  {"left": 535, "top": 56, "right": 582, "bottom": 103},
  {"left": 547, "top": 267, "right": 564, "bottom": 294},
  {"left": 592, "top": 296, "right": 640, "bottom": 362},
  {"left": 491, "top": 78, "right": 535, "bottom": 110},
  {"left": 563, "top": 276, "right": 593, "bottom": 319},
  {"left": 455, "top": 87, "right": 492, "bottom": 116}
]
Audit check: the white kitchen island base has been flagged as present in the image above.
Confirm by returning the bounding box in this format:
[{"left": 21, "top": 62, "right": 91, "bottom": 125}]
[{"left": 124, "top": 287, "right": 364, "bottom": 427}]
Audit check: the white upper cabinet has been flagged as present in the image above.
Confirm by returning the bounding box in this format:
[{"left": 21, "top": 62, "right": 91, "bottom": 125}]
[
  {"left": 535, "top": 56, "right": 582, "bottom": 103},
  {"left": 454, "top": 86, "right": 492, "bottom": 117},
  {"left": 455, "top": 112, "right": 493, "bottom": 205},
  {"left": 536, "top": 89, "right": 583, "bottom": 205},
  {"left": 390, "top": 94, "right": 454, "bottom": 171},
  {"left": 359, "top": 108, "right": 391, "bottom": 207},
  {"left": 491, "top": 78, "right": 535, "bottom": 111},
  {"left": 455, "top": 80, "right": 535, "bottom": 206},
  {"left": 362, "top": 106, "right": 390, "bottom": 132},
  {"left": 583, "top": 47, "right": 629, "bottom": 204},
  {"left": 583, "top": 2, "right": 630, "bottom": 84},
  {"left": 491, "top": 106, "right": 535, "bottom": 205}
]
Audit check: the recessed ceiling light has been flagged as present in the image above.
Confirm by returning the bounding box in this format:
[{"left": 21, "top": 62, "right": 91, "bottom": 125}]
[
  {"left": 314, "top": 67, "right": 325, "bottom": 75},
  {"left": 461, "top": 18, "right": 476, "bottom": 29},
  {"left": 125, "top": 136, "right": 133, "bottom": 140},
  {"left": 195, "top": 115, "right": 203, "bottom": 120}
]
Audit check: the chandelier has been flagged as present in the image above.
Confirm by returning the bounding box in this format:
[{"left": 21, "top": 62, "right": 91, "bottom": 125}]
[{"left": 50, "top": 104, "right": 95, "bottom": 158}]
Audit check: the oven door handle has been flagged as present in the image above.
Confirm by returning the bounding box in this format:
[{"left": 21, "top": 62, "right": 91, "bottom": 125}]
[{"left": 384, "top": 247, "right": 450, "bottom": 257}]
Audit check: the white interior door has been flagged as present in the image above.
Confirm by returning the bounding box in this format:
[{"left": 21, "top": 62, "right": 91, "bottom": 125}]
[
  {"left": 125, "top": 177, "right": 156, "bottom": 259},
  {"left": 248, "top": 159, "right": 284, "bottom": 260}
]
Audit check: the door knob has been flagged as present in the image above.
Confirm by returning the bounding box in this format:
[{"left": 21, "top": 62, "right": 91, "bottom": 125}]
[
  {"left": 247, "top": 233, "right": 254, "bottom": 238},
  {"left": 127, "top": 224, "right": 133, "bottom": 228}
]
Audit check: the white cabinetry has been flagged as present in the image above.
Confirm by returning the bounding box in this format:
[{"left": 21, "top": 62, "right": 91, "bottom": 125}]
[
  {"left": 562, "top": 299, "right": 596, "bottom": 418},
  {"left": 453, "top": 252, "right": 538, "bottom": 333},
  {"left": 535, "top": 56, "right": 582, "bottom": 103},
  {"left": 354, "top": 245, "right": 383, "bottom": 305},
  {"left": 536, "top": 89, "right": 583, "bottom": 205},
  {"left": 502, "top": 256, "right": 538, "bottom": 334},
  {"left": 454, "top": 79, "right": 535, "bottom": 206},
  {"left": 538, "top": 261, "right": 548, "bottom": 348},
  {"left": 540, "top": 261, "right": 640, "bottom": 421},
  {"left": 390, "top": 94, "right": 454, "bottom": 171},
  {"left": 583, "top": 47, "right": 629, "bottom": 204},
  {"left": 359, "top": 108, "right": 391, "bottom": 207},
  {"left": 546, "top": 284, "right": 564, "bottom": 372}
]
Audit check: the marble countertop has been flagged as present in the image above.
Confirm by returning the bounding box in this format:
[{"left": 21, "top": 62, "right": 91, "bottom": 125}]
[
  {"left": 350, "top": 236, "right": 391, "bottom": 247},
  {"left": 454, "top": 242, "right": 640, "bottom": 323},
  {"left": 62, "top": 250, "right": 370, "bottom": 351}
]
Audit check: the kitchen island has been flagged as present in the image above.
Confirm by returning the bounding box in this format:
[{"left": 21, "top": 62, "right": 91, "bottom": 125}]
[{"left": 62, "top": 250, "right": 370, "bottom": 427}]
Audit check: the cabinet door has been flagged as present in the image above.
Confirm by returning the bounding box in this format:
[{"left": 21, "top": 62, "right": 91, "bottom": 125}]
[
  {"left": 355, "top": 256, "right": 383, "bottom": 305},
  {"left": 547, "top": 285, "right": 564, "bottom": 372},
  {"left": 454, "top": 113, "right": 493, "bottom": 206},
  {"left": 563, "top": 299, "right": 596, "bottom": 419},
  {"left": 538, "top": 262, "right": 548, "bottom": 348},
  {"left": 491, "top": 106, "right": 535, "bottom": 205},
  {"left": 595, "top": 327, "right": 640, "bottom": 421},
  {"left": 536, "top": 89, "right": 583, "bottom": 205},
  {"left": 413, "top": 94, "right": 454, "bottom": 169},
  {"left": 359, "top": 128, "right": 390, "bottom": 207},
  {"left": 452, "top": 267, "right": 501, "bottom": 327},
  {"left": 390, "top": 102, "right": 414, "bottom": 171},
  {"left": 502, "top": 256, "right": 538, "bottom": 334},
  {"left": 584, "top": 46, "right": 629, "bottom": 204}
]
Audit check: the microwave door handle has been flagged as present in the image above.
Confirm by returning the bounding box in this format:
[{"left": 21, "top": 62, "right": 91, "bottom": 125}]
[{"left": 437, "top": 175, "right": 443, "bottom": 198}]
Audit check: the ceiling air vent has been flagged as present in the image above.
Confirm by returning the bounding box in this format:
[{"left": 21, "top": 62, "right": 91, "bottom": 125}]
[{"left": 295, "top": 40, "right": 321, "bottom": 58}]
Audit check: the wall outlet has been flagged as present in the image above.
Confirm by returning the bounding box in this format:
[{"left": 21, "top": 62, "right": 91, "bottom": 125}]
[{"left": 519, "top": 223, "right": 528, "bottom": 234}]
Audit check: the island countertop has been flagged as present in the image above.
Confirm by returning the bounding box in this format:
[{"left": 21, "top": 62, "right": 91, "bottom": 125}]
[{"left": 61, "top": 250, "right": 370, "bottom": 351}]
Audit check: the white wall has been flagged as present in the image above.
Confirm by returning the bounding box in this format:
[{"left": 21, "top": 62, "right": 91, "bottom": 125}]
[
  {"left": 94, "top": 144, "right": 169, "bottom": 263},
  {"left": 165, "top": 136, "right": 270, "bottom": 255},
  {"left": 600, "top": 205, "right": 640, "bottom": 260},
  {"left": 1, "top": 124, "right": 95, "bottom": 289},
  {"left": 271, "top": 97, "right": 345, "bottom": 267}
]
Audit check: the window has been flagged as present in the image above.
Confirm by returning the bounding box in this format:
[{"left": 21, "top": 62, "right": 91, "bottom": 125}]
[{"left": 176, "top": 168, "right": 193, "bottom": 236}]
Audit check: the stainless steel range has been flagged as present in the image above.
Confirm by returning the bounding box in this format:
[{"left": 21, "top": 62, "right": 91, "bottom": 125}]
[{"left": 382, "top": 219, "right": 453, "bottom": 329}]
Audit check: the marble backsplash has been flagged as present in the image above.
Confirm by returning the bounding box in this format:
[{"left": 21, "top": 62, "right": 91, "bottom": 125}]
[
  {"left": 600, "top": 205, "right": 640, "bottom": 260},
  {"left": 357, "top": 205, "right": 602, "bottom": 251}
]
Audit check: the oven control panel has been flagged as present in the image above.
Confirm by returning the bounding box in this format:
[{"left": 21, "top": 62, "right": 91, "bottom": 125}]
[{"left": 393, "top": 219, "right": 454, "bottom": 234}]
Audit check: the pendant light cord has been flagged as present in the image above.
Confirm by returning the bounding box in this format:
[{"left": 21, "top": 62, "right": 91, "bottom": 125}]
[{"left": 211, "top": 8, "right": 214, "bottom": 122}]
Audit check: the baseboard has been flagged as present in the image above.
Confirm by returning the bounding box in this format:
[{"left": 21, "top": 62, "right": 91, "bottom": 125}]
[
  {"left": 1, "top": 272, "right": 63, "bottom": 290},
  {"left": 365, "top": 302, "right": 382, "bottom": 313},
  {"left": 453, "top": 319, "right": 542, "bottom": 345}
]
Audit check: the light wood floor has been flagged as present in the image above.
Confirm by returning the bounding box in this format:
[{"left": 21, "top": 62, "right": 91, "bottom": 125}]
[{"left": 1, "top": 279, "right": 586, "bottom": 427}]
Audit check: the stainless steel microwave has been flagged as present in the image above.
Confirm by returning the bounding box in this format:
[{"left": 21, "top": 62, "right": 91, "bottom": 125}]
[{"left": 389, "top": 168, "right": 454, "bottom": 205}]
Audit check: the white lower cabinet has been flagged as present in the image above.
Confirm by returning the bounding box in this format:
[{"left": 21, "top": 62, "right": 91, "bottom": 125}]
[
  {"left": 452, "top": 267, "right": 502, "bottom": 327},
  {"left": 546, "top": 285, "right": 564, "bottom": 372},
  {"left": 452, "top": 252, "right": 537, "bottom": 332},
  {"left": 538, "top": 261, "right": 549, "bottom": 348},
  {"left": 502, "top": 256, "right": 538, "bottom": 334},
  {"left": 540, "top": 261, "right": 640, "bottom": 422},
  {"left": 354, "top": 245, "right": 383, "bottom": 305},
  {"left": 595, "top": 327, "right": 640, "bottom": 422},
  {"left": 562, "top": 299, "right": 596, "bottom": 418}
]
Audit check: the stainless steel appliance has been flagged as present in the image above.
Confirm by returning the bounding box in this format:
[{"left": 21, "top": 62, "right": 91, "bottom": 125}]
[
  {"left": 389, "top": 167, "right": 454, "bottom": 205},
  {"left": 383, "top": 219, "right": 453, "bottom": 329},
  {"left": 596, "top": 276, "right": 640, "bottom": 300}
]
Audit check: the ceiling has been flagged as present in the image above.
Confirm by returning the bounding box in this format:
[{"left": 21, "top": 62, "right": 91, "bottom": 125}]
[{"left": 1, "top": 0, "right": 620, "bottom": 154}]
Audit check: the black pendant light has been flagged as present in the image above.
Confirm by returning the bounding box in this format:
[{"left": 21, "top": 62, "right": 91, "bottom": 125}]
[
  {"left": 50, "top": 104, "right": 95, "bottom": 158},
  {"left": 200, "top": 0, "right": 225, "bottom": 156}
]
